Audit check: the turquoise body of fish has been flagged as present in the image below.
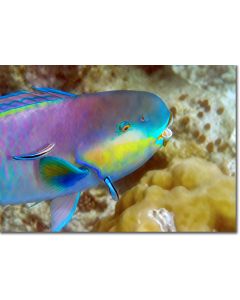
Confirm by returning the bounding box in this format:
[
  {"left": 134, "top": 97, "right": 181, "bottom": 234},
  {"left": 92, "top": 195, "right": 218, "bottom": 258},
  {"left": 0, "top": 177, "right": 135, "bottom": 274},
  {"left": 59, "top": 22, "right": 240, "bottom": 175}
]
[{"left": 0, "top": 87, "right": 173, "bottom": 232}]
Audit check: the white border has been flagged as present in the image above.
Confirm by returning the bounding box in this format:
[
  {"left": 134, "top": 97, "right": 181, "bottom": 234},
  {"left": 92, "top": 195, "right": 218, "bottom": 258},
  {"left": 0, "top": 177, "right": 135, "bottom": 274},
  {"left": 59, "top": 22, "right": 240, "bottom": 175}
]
[{"left": 0, "top": 1, "right": 239, "bottom": 300}]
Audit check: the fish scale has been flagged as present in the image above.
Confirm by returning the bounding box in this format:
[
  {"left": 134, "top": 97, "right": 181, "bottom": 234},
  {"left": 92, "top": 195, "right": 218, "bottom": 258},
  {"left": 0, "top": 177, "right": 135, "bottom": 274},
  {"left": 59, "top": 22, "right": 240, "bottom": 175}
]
[{"left": 0, "top": 88, "right": 172, "bottom": 231}]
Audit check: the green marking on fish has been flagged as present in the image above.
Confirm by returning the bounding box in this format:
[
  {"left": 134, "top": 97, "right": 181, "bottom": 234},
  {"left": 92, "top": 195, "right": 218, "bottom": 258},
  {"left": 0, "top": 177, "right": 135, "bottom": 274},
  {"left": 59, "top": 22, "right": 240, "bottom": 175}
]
[{"left": 0, "top": 99, "right": 61, "bottom": 118}]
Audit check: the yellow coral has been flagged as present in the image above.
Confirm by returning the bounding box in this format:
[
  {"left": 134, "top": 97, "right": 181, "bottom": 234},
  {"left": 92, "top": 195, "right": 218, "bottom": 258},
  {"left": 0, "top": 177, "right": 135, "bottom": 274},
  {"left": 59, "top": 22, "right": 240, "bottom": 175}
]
[{"left": 94, "top": 157, "right": 236, "bottom": 232}]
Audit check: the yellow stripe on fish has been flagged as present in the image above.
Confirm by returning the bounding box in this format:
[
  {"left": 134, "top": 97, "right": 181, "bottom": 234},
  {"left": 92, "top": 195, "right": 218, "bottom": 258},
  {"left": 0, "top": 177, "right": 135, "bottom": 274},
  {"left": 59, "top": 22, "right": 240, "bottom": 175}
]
[{"left": 83, "top": 130, "right": 155, "bottom": 174}]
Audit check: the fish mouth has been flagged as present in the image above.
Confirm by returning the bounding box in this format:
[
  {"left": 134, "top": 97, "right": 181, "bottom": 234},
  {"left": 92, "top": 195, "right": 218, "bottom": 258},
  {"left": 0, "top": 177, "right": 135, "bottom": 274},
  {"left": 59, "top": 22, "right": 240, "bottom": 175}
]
[
  {"left": 157, "top": 113, "right": 173, "bottom": 141},
  {"left": 157, "top": 127, "right": 173, "bottom": 141},
  {"left": 156, "top": 112, "right": 173, "bottom": 143}
]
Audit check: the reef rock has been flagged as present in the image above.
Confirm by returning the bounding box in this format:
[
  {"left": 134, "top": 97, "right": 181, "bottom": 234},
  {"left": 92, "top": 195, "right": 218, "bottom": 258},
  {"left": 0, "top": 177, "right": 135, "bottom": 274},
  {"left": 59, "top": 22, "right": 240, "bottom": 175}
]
[{"left": 94, "top": 157, "right": 236, "bottom": 232}]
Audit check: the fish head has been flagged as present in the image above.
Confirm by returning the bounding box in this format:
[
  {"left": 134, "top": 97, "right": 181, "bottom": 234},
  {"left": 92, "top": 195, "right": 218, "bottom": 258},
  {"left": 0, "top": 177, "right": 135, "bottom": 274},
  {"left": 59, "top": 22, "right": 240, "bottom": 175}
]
[
  {"left": 112, "top": 91, "right": 173, "bottom": 149},
  {"left": 79, "top": 91, "right": 173, "bottom": 180},
  {"left": 126, "top": 91, "right": 172, "bottom": 142}
]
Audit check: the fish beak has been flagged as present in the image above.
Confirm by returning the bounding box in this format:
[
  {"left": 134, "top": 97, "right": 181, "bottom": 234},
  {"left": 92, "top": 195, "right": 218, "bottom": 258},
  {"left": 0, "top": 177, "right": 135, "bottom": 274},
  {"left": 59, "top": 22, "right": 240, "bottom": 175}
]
[
  {"left": 156, "top": 127, "right": 173, "bottom": 147},
  {"left": 162, "top": 128, "right": 173, "bottom": 139},
  {"left": 156, "top": 112, "right": 173, "bottom": 146},
  {"left": 157, "top": 127, "right": 173, "bottom": 141}
]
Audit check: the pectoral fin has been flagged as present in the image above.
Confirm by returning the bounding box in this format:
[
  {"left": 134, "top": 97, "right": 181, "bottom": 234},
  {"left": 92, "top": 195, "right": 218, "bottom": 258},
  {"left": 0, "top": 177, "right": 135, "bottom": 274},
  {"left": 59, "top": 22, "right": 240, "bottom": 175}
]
[
  {"left": 75, "top": 157, "right": 119, "bottom": 201},
  {"left": 39, "top": 156, "right": 89, "bottom": 190},
  {"left": 51, "top": 192, "right": 81, "bottom": 232}
]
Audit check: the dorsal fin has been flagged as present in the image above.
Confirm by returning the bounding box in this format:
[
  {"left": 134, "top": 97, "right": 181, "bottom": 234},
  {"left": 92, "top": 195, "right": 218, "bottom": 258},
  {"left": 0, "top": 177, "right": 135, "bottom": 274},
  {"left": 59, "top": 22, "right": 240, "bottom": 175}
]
[
  {"left": 0, "top": 87, "right": 78, "bottom": 115},
  {"left": 0, "top": 90, "right": 31, "bottom": 104},
  {"left": 32, "top": 87, "right": 77, "bottom": 98}
]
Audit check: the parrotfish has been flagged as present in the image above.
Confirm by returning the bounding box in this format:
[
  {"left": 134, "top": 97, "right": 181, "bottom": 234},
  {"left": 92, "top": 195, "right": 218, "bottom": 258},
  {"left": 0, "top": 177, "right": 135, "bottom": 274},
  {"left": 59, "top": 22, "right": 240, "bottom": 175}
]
[{"left": 0, "top": 88, "right": 173, "bottom": 232}]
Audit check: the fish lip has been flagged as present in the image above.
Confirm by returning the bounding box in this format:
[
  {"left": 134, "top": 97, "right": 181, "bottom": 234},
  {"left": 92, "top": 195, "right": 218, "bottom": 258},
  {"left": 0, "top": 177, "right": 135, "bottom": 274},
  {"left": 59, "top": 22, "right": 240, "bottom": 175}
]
[
  {"left": 156, "top": 127, "right": 173, "bottom": 142},
  {"left": 156, "top": 112, "right": 173, "bottom": 143}
]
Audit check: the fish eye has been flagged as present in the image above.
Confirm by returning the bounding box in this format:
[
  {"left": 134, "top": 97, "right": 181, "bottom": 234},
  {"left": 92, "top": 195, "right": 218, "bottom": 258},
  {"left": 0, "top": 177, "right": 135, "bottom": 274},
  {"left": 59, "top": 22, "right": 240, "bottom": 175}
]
[
  {"left": 118, "top": 121, "right": 131, "bottom": 133},
  {"left": 140, "top": 114, "right": 145, "bottom": 122}
]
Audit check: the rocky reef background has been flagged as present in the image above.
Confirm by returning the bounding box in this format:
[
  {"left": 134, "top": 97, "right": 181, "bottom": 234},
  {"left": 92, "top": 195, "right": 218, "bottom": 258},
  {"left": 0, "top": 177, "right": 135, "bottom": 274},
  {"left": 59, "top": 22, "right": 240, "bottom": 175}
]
[{"left": 0, "top": 65, "right": 236, "bottom": 232}]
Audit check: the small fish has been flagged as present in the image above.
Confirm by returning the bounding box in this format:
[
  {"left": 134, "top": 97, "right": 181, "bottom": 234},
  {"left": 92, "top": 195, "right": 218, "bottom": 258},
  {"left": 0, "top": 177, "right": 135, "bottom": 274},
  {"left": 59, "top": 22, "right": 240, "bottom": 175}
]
[{"left": 0, "top": 88, "right": 172, "bottom": 232}]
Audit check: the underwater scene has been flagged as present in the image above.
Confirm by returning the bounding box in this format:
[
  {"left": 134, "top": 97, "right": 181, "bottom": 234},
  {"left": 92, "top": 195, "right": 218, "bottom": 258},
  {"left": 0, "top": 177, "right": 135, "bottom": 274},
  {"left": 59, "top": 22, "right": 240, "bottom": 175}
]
[{"left": 0, "top": 65, "right": 236, "bottom": 233}]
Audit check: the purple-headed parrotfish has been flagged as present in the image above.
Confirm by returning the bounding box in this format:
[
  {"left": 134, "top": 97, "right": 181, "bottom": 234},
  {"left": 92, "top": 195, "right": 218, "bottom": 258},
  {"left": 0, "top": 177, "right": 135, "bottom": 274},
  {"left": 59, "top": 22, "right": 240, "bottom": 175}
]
[{"left": 0, "top": 88, "right": 173, "bottom": 232}]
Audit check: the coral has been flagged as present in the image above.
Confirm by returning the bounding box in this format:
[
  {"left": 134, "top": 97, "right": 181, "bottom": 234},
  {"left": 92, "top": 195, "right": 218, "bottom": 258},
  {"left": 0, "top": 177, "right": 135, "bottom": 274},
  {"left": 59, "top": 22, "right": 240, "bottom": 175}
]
[
  {"left": 1, "top": 203, "right": 50, "bottom": 232},
  {"left": 78, "top": 191, "right": 108, "bottom": 213},
  {"left": 94, "top": 157, "right": 236, "bottom": 232}
]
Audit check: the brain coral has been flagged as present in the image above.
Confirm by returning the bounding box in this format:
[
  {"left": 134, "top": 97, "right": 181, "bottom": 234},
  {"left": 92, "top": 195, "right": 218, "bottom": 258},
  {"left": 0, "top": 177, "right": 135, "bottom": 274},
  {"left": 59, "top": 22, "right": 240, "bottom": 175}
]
[{"left": 94, "top": 157, "right": 236, "bottom": 232}]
